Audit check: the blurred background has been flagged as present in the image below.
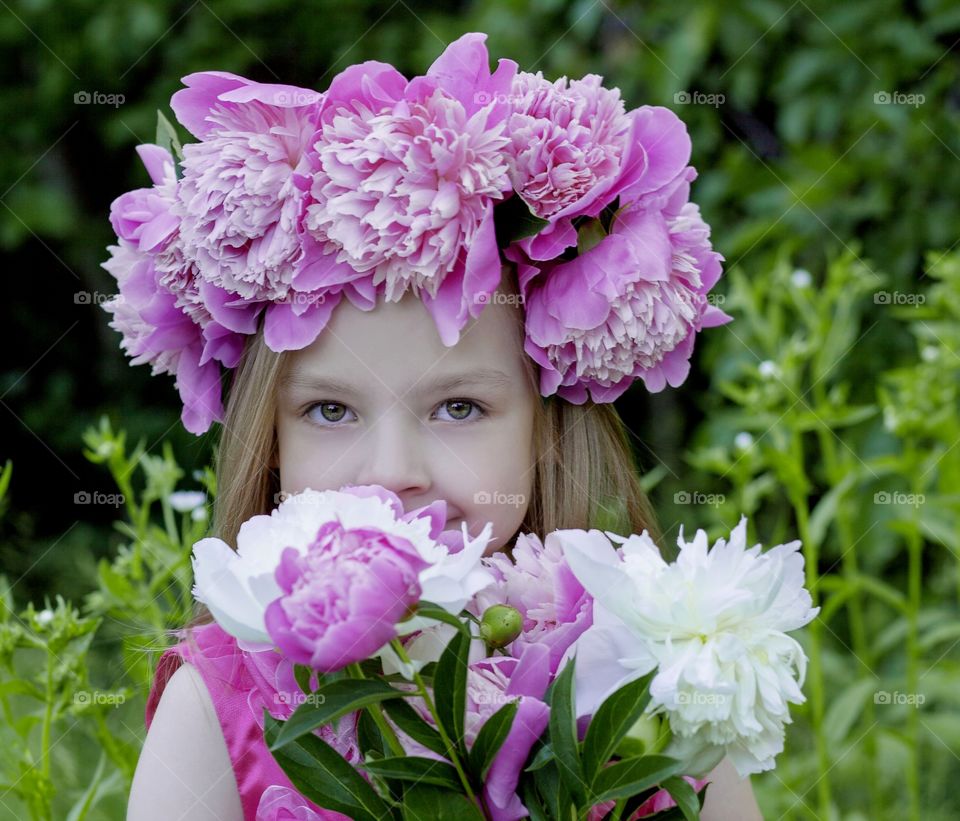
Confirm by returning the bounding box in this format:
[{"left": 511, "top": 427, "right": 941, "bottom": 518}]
[{"left": 2, "top": 1, "right": 959, "bottom": 818}]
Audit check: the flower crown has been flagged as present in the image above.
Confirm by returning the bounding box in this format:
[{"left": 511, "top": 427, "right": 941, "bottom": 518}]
[{"left": 101, "top": 32, "right": 731, "bottom": 435}]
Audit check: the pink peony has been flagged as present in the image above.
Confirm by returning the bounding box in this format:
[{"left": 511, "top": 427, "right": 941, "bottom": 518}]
[
  {"left": 519, "top": 174, "right": 732, "bottom": 403},
  {"left": 472, "top": 532, "right": 593, "bottom": 674},
  {"left": 264, "top": 519, "right": 430, "bottom": 672},
  {"left": 299, "top": 32, "right": 518, "bottom": 346},
  {"left": 170, "top": 71, "right": 324, "bottom": 304},
  {"left": 506, "top": 72, "right": 633, "bottom": 222}
]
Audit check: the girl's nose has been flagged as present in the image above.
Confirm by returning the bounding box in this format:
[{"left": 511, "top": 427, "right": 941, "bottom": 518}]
[{"left": 352, "top": 409, "right": 433, "bottom": 499}]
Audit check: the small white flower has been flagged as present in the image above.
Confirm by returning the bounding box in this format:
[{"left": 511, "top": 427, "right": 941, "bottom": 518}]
[
  {"left": 758, "top": 360, "right": 779, "bottom": 379},
  {"left": 790, "top": 268, "right": 812, "bottom": 289},
  {"left": 733, "top": 432, "right": 754, "bottom": 451},
  {"left": 556, "top": 516, "right": 819, "bottom": 777},
  {"left": 921, "top": 345, "right": 938, "bottom": 362},
  {"left": 191, "top": 506, "right": 209, "bottom": 522},
  {"left": 169, "top": 490, "right": 206, "bottom": 513},
  {"left": 36, "top": 609, "right": 55, "bottom": 626}
]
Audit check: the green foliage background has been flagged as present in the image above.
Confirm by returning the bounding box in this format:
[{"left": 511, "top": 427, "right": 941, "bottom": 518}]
[{"left": 2, "top": 1, "right": 958, "bottom": 819}]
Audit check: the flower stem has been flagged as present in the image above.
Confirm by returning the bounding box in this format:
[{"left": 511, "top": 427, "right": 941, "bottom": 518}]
[
  {"left": 345, "top": 663, "right": 405, "bottom": 758},
  {"left": 787, "top": 428, "right": 831, "bottom": 818},
  {"left": 389, "top": 638, "right": 478, "bottom": 804},
  {"left": 903, "top": 438, "right": 922, "bottom": 821}
]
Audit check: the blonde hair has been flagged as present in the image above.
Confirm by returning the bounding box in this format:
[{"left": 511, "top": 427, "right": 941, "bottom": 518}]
[{"left": 181, "top": 266, "right": 661, "bottom": 631}]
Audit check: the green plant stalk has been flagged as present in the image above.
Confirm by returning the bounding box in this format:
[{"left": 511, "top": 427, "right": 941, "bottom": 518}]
[
  {"left": 345, "top": 663, "right": 405, "bottom": 758},
  {"left": 787, "top": 429, "right": 831, "bottom": 818},
  {"left": 903, "top": 438, "right": 922, "bottom": 821},
  {"left": 813, "top": 413, "right": 880, "bottom": 819},
  {"left": 389, "top": 638, "right": 478, "bottom": 805}
]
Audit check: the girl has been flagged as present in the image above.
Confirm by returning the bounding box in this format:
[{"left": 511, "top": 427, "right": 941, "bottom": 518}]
[
  {"left": 126, "top": 267, "right": 762, "bottom": 820},
  {"left": 101, "top": 32, "right": 763, "bottom": 819}
]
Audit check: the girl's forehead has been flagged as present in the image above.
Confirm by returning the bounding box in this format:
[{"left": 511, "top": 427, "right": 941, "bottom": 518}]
[{"left": 293, "top": 289, "right": 523, "bottom": 373}]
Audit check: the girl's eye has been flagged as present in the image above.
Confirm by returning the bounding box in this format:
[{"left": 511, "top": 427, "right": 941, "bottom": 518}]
[
  {"left": 435, "top": 399, "right": 485, "bottom": 423},
  {"left": 302, "top": 398, "right": 485, "bottom": 427},
  {"left": 304, "top": 402, "right": 356, "bottom": 426}
]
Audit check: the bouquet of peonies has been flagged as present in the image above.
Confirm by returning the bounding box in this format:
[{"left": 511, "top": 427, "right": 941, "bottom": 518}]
[{"left": 191, "top": 486, "right": 818, "bottom": 820}]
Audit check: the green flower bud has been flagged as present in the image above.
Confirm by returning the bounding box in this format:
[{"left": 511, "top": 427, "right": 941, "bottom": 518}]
[
  {"left": 479, "top": 604, "right": 522, "bottom": 649},
  {"left": 614, "top": 712, "right": 670, "bottom": 758}
]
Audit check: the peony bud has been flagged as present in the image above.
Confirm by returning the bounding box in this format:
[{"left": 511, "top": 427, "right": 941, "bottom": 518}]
[
  {"left": 614, "top": 712, "right": 670, "bottom": 758},
  {"left": 479, "top": 604, "right": 522, "bottom": 649}
]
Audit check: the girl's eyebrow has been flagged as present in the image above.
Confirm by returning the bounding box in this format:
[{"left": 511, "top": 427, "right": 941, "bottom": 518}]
[{"left": 280, "top": 368, "right": 513, "bottom": 396}]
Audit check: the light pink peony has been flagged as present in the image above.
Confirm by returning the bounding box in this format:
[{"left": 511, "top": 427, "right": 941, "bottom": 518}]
[{"left": 264, "top": 519, "right": 430, "bottom": 672}]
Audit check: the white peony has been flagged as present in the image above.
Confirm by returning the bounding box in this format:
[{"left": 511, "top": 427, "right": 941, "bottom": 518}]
[{"left": 555, "top": 515, "right": 819, "bottom": 777}]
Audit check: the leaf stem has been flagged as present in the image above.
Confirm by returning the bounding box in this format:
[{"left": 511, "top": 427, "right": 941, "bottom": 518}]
[{"left": 345, "top": 663, "right": 405, "bottom": 758}]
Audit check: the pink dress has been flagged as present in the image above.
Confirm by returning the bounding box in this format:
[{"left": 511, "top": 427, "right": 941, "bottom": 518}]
[
  {"left": 145, "top": 621, "right": 357, "bottom": 820},
  {"left": 146, "top": 621, "right": 707, "bottom": 820}
]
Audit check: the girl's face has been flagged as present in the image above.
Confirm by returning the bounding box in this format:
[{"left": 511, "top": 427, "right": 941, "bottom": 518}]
[{"left": 274, "top": 286, "right": 538, "bottom": 555}]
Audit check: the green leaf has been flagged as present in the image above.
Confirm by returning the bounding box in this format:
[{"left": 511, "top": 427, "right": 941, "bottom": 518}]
[
  {"left": 356, "top": 706, "right": 385, "bottom": 759},
  {"left": 576, "top": 217, "right": 607, "bottom": 254},
  {"left": 269, "top": 679, "right": 405, "bottom": 749},
  {"left": 434, "top": 627, "right": 470, "bottom": 753},
  {"left": 263, "top": 712, "right": 393, "bottom": 821},
  {"left": 155, "top": 110, "right": 184, "bottom": 163},
  {"left": 468, "top": 700, "right": 518, "bottom": 780},
  {"left": 493, "top": 194, "right": 551, "bottom": 246},
  {"left": 362, "top": 756, "right": 462, "bottom": 790},
  {"left": 524, "top": 742, "right": 555, "bottom": 773},
  {"left": 546, "top": 656, "right": 586, "bottom": 806},
  {"left": 582, "top": 671, "right": 655, "bottom": 785},
  {"left": 401, "top": 784, "right": 485, "bottom": 820},
  {"left": 823, "top": 676, "right": 878, "bottom": 747},
  {"left": 381, "top": 697, "right": 447, "bottom": 757},
  {"left": 591, "top": 755, "right": 685, "bottom": 803},
  {"left": 660, "top": 775, "right": 701, "bottom": 821}
]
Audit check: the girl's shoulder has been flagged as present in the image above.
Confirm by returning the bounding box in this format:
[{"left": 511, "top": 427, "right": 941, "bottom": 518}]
[
  {"left": 130, "top": 660, "right": 244, "bottom": 820},
  {"left": 142, "top": 621, "right": 355, "bottom": 820}
]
